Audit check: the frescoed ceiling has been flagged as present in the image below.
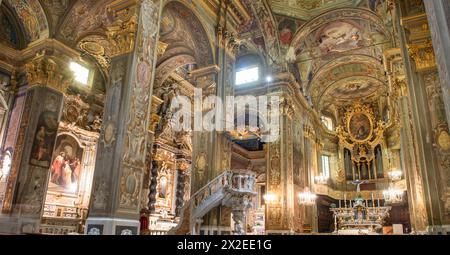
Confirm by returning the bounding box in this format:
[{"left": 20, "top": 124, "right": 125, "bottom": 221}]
[
  {"left": 284, "top": 3, "right": 393, "bottom": 111},
  {"left": 0, "top": 0, "right": 393, "bottom": 112},
  {"left": 269, "top": 0, "right": 356, "bottom": 20}
]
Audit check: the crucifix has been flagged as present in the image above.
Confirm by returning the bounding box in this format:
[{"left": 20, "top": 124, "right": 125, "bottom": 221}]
[{"left": 352, "top": 179, "right": 367, "bottom": 193}]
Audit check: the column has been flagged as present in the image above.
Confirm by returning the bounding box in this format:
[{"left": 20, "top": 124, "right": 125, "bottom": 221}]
[
  {"left": 1, "top": 52, "right": 71, "bottom": 233},
  {"left": 85, "top": 0, "right": 162, "bottom": 235},
  {"left": 394, "top": 80, "right": 428, "bottom": 232},
  {"left": 397, "top": 5, "right": 450, "bottom": 232},
  {"left": 424, "top": 0, "right": 450, "bottom": 130},
  {"left": 265, "top": 87, "right": 295, "bottom": 234}
]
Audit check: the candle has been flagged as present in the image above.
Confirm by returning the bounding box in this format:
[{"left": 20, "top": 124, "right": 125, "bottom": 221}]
[
  {"left": 339, "top": 198, "right": 341, "bottom": 208},
  {"left": 378, "top": 197, "right": 380, "bottom": 207},
  {"left": 371, "top": 193, "right": 374, "bottom": 208},
  {"left": 344, "top": 194, "right": 347, "bottom": 208}
]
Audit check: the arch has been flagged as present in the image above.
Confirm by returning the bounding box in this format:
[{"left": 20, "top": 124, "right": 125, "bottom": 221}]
[
  {"left": 3, "top": 0, "right": 49, "bottom": 44},
  {"left": 153, "top": 54, "right": 196, "bottom": 89},
  {"left": 306, "top": 51, "right": 387, "bottom": 109},
  {"left": 246, "top": 0, "right": 282, "bottom": 68},
  {"left": 55, "top": 132, "right": 84, "bottom": 149},
  {"left": 290, "top": 8, "right": 391, "bottom": 53},
  {"left": 160, "top": 1, "right": 214, "bottom": 67},
  {"left": 316, "top": 76, "right": 387, "bottom": 107},
  {"left": 309, "top": 54, "right": 384, "bottom": 83},
  {"left": 0, "top": 3, "right": 27, "bottom": 49},
  {"left": 56, "top": 0, "right": 109, "bottom": 46}
]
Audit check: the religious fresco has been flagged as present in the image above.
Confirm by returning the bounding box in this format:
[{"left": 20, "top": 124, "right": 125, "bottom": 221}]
[
  {"left": 316, "top": 21, "right": 362, "bottom": 54},
  {"left": 349, "top": 113, "right": 372, "bottom": 141},
  {"left": 278, "top": 18, "right": 297, "bottom": 46},
  {"left": 48, "top": 135, "right": 83, "bottom": 194},
  {"left": 29, "top": 111, "right": 59, "bottom": 168}
]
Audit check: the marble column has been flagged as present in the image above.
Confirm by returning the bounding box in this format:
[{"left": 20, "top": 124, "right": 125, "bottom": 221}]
[
  {"left": 0, "top": 53, "right": 70, "bottom": 234},
  {"left": 265, "top": 88, "right": 295, "bottom": 234},
  {"left": 85, "top": 0, "right": 162, "bottom": 235},
  {"left": 424, "top": 0, "right": 450, "bottom": 130},
  {"left": 397, "top": 90, "right": 428, "bottom": 232}
]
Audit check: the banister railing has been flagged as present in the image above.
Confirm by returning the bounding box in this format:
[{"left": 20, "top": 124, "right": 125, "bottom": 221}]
[{"left": 168, "top": 169, "right": 256, "bottom": 235}]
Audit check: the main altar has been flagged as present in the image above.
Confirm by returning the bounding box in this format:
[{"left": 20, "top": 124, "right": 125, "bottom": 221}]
[{"left": 330, "top": 181, "right": 391, "bottom": 235}]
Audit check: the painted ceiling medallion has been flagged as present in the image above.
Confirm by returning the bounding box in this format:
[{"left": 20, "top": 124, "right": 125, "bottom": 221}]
[{"left": 79, "top": 41, "right": 105, "bottom": 56}]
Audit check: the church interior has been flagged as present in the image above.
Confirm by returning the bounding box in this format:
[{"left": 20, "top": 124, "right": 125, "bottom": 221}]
[{"left": 0, "top": 0, "right": 449, "bottom": 235}]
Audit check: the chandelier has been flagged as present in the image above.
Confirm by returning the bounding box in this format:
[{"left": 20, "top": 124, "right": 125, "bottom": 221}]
[
  {"left": 298, "top": 189, "right": 317, "bottom": 206},
  {"left": 382, "top": 187, "right": 403, "bottom": 204},
  {"left": 314, "top": 175, "right": 329, "bottom": 185},
  {"left": 388, "top": 170, "right": 403, "bottom": 181}
]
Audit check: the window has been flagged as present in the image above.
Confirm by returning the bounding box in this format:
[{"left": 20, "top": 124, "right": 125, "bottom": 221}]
[
  {"left": 321, "top": 155, "right": 330, "bottom": 178},
  {"left": 70, "top": 62, "right": 90, "bottom": 85},
  {"left": 235, "top": 66, "right": 259, "bottom": 85},
  {"left": 321, "top": 116, "right": 333, "bottom": 131}
]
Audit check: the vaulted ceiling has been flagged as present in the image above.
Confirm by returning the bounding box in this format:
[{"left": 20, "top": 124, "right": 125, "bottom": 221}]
[
  {"left": 272, "top": 1, "right": 395, "bottom": 113},
  {"left": 0, "top": 0, "right": 394, "bottom": 113},
  {"left": 269, "top": 0, "right": 357, "bottom": 21}
]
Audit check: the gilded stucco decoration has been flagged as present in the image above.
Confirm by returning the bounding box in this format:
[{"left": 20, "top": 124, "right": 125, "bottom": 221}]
[{"left": 24, "top": 51, "right": 74, "bottom": 92}]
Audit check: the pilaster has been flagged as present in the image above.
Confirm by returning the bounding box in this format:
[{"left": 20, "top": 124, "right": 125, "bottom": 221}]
[
  {"left": 0, "top": 51, "right": 71, "bottom": 233},
  {"left": 85, "top": 0, "right": 163, "bottom": 235}
]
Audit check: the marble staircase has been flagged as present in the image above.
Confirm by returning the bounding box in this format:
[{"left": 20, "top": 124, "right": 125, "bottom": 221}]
[{"left": 168, "top": 169, "right": 257, "bottom": 235}]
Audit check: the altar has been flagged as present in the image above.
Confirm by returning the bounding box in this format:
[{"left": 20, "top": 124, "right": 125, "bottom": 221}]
[{"left": 330, "top": 180, "right": 391, "bottom": 235}]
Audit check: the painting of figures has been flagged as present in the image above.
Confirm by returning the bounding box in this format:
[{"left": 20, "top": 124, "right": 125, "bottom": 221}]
[
  {"left": 48, "top": 135, "right": 83, "bottom": 194},
  {"left": 30, "top": 111, "right": 59, "bottom": 168}
]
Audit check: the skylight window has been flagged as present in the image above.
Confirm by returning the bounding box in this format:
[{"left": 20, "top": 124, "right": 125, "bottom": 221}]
[
  {"left": 321, "top": 116, "right": 334, "bottom": 131},
  {"left": 236, "top": 66, "right": 259, "bottom": 85},
  {"left": 70, "top": 62, "right": 90, "bottom": 85}
]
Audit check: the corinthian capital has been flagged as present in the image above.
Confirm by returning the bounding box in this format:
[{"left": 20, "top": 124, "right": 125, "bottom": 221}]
[
  {"left": 106, "top": 14, "right": 138, "bottom": 57},
  {"left": 24, "top": 51, "right": 74, "bottom": 93}
]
